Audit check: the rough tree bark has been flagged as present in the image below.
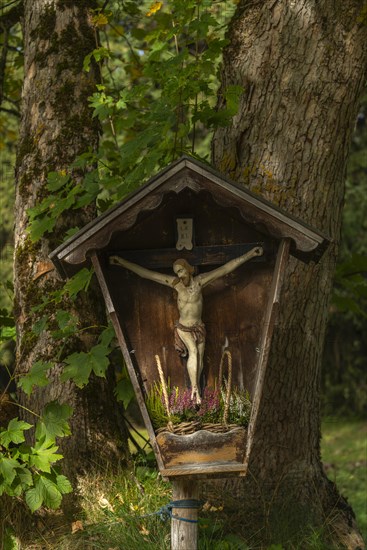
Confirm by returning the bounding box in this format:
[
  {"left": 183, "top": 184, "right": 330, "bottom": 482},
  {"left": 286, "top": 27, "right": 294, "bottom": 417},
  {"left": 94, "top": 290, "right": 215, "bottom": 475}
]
[
  {"left": 210, "top": 1, "right": 367, "bottom": 548},
  {"left": 13, "top": 0, "right": 129, "bottom": 504}
]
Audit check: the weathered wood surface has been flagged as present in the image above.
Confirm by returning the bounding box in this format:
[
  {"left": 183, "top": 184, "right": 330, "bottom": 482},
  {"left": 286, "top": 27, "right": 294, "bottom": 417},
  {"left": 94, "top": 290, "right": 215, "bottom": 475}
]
[
  {"left": 90, "top": 252, "right": 166, "bottom": 472},
  {"left": 171, "top": 479, "right": 199, "bottom": 550},
  {"left": 244, "top": 238, "right": 291, "bottom": 470},
  {"left": 105, "top": 187, "right": 272, "bottom": 394},
  {"left": 161, "top": 462, "right": 247, "bottom": 478},
  {"left": 156, "top": 427, "right": 246, "bottom": 468},
  {"left": 89, "top": 189, "right": 275, "bottom": 478},
  {"left": 109, "top": 241, "right": 267, "bottom": 269}
]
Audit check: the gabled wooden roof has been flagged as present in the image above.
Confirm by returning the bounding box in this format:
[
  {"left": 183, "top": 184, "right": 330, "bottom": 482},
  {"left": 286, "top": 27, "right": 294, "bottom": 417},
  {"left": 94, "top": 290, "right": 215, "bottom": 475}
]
[{"left": 50, "top": 155, "right": 330, "bottom": 278}]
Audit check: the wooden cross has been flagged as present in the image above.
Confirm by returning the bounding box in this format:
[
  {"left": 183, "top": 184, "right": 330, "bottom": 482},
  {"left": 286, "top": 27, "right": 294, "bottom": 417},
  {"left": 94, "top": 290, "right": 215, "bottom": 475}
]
[{"left": 109, "top": 217, "right": 267, "bottom": 270}]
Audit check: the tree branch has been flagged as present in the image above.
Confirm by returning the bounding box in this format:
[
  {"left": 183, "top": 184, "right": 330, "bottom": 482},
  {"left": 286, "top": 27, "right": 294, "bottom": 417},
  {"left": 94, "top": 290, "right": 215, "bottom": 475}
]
[
  {"left": 3, "top": 94, "right": 20, "bottom": 106},
  {"left": 0, "top": 106, "right": 20, "bottom": 117},
  {"left": 0, "top": 1, "right": 23, "bottom": 31},
  {"left": 0, "top": 42, "right": 23, "bottom": 53}
]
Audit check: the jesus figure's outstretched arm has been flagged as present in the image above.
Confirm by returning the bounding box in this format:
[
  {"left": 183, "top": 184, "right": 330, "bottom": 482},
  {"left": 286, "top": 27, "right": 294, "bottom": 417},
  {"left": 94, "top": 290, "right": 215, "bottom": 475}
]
[
  {"left": 199, "top": 246, "right": 263, "bottom": 288},
  {"left": 109, "top": 255, "right": 176, "bottom": 287}
]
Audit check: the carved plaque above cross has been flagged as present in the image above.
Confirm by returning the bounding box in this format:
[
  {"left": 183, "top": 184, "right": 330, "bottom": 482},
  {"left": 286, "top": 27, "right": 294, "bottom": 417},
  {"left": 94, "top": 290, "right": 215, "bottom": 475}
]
[{"left": 176, "top": 217, "right": 194, "bottom": 250}]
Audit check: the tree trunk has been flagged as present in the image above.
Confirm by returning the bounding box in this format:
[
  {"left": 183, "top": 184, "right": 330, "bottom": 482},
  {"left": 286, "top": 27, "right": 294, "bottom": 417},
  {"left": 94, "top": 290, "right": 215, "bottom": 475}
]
[
  {"left": 13, "top": 0, "right": 129, "bottom": 502},
  {"left": 210, "top": 1, "right": 367, "bottom": 547}
]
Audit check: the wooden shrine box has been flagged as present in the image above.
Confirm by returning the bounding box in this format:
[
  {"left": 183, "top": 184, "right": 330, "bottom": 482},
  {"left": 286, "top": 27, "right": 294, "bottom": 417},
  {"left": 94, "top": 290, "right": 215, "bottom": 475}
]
[{"left": 50, "top": 156, "right": 328, "bottom": 480}]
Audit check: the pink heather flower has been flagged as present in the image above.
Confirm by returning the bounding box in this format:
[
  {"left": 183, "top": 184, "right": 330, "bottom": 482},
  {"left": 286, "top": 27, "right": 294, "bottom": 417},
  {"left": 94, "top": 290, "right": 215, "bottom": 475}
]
[
  {"left": 168, "top": 388, "right": 196, "bottom": 416},
  {"left": 197, "top": 388, "right": 221, "bottom": 418}
]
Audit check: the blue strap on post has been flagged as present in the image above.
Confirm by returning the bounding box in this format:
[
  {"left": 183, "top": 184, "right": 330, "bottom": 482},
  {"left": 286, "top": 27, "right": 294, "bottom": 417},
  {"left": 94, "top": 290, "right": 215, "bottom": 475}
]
[
  {"left": 142, "top": 499, "right": 202, "bottom": 524},
  {"left": 170, "top": 499, "right": 202, "bottom": 523}
]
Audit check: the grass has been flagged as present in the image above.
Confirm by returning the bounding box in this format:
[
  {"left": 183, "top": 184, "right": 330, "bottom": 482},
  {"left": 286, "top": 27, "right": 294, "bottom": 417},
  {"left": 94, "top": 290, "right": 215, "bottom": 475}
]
[
  {"left": 3, "top": 420, "right": 366, "bottom": 549},
  {"left": 321, "top": 418, "right": 367, "bottom": 543}
]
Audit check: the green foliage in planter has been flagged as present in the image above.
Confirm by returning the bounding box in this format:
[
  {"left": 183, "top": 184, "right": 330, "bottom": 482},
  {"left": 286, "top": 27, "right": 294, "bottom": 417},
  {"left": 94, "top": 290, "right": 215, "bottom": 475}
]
[
  {"left": 223, "top": 387, "right": 252, "bottom": 426},
  {"left": 146, "top": 382, "right": 175, "bottom": 429}
]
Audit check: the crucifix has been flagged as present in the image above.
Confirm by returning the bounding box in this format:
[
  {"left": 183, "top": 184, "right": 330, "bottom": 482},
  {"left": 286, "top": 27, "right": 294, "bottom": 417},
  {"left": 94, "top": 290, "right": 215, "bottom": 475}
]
[{"left": 109, "top": 218, "right": 264, "bottom": 404}]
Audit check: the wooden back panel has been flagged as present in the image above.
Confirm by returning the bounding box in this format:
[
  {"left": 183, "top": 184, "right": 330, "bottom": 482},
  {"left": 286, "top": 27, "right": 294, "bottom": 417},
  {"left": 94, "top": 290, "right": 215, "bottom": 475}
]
[{"left": 102, "top": 188, "right": 275, "bottom": 399}]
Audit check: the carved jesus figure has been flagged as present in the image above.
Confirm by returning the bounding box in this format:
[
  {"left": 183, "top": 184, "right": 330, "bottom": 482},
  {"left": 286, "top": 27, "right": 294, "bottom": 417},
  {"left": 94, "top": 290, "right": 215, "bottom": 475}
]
[{"left": 110, "top": 246, "right": 263, "bottom": 404}]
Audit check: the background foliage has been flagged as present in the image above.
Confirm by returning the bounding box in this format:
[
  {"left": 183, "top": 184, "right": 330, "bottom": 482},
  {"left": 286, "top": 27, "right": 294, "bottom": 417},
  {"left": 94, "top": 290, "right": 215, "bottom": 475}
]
[{"left": 322, "top": 91, "right": 367, "bottom": 418}]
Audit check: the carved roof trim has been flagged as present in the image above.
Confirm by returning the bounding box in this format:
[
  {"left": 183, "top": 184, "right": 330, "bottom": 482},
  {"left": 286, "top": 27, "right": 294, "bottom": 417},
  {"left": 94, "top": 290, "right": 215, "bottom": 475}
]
[{"left": 50, "top": 156, "right": 330, "bottom": 277}]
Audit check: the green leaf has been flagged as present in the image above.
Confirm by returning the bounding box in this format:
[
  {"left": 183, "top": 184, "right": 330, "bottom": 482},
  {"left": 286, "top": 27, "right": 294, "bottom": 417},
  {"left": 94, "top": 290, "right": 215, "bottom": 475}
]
[
  {"left": 25, "top": 481, "right": 43, "bottom": 512},
  {"left": 61, "top": 327, "right": 113, "bottom": 386},
  {"left": 223, "top": 84, "right": 243, "bottom": 115},
  {"left": 28, "top": 215, "right": 56, "bottom": 242},
  {"left": 64, "top": 268, "right": 93, "bottom": 299},
  {"left": 18, "top": 361, "right": 53, "bottom": 395},
  {"left": 46, "top": 171, "right": 70, "bottom": 192},
  {"left": 115, "top": 377, "right": 135, "bottom": 409},
  {"left": 83, "top": 51, "right": 93, "bottom": 72},
  {"left": 99, "top": 324, "right": 115, "bottom": 347},
  {"left": 83, "top": 47, "right": 110, "bottom": 72},
  {"left": 16, "top": 466, "right": 33, "bottom": 487},
  {"left": 0, "top": 307, "right": 14, "bottom": 328},
  {"left": 90, "top": 344, "right": 110, "bottom": 377},
  {"left": 61, "top": 351, "right": 93, "bottom": 387},
  {"left": 0, "top": 418, "right": 33, "bottom": 447},
  {"left": 56, "top": 309, "right": 72, "bottom": 330},
  {"left": 56, "top": 474, "right": 73, "bottom": 494},
  {"left": 39, "top": 476, "right": 62, "bottom": 509},
  {"left": 7, "top": 481, "right": 23, "bottom": 498},
  {"left": 92, "top": 46, "right": 110, "bottom": 63},
  {"left": 63, "top": 226, "right": 80, "bottom": 239},
  {"left": 2, "top": 526, "right": 20, "bottom": 550},
  {"left": 332, "top": 293, "right": 366, "bottom": 317},
  {"left": 35, "top": 402, "right": 72, "bottom": 441},
  {"left": 335, "top": 254, "right": 367, "bottom": 279},
  {"left": 51, "top": 309, "right": 78, "bottom": 338},
  {"left": 25, "top": 474, "right": 64, "bottom": 512},
  {"left": 0, "top": 326, "right": 16, "bottom": 340},
  {"left": 27, "top": 196, "right": 54, "bottom": 221},
  {"left": 30, "top": 439, "right": 63, "bottom": 473},
  {"left": 16, "top": 444, "right": 30, "bottom": 462},
  {"left": 0, "top": 458, "right": 19, "bottom": 484},
  {"left": 32, "top": 316, "right": 49, "bottom": 336},
  {"left": 3, "top": 526, "right": 20, "bottom": 549}
]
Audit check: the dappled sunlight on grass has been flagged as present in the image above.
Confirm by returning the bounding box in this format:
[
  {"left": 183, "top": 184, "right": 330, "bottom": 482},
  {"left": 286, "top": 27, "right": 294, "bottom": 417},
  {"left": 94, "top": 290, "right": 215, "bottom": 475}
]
[{"left": 10, "top": 420, "right": 366, "bottom": 549}]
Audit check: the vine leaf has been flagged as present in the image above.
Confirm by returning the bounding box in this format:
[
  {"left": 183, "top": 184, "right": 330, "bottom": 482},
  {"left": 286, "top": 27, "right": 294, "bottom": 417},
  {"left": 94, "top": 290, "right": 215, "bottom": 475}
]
[
  {"left": 25, "top": 479, "right": 44, "bottom": 513},
  {"left": 0, "top": 418, "right": 33, "bottom": 447},
  {"left": 28, "top": 215, "right": 55, "bottom": 242},
  {"left": 61, "top": 346, "right": 110, "bottom": 387},
  {"left": 0, "top": 457, "right": 19, "bottom": 484},
  {"left": 18, "top": 361, "right": 53, "bottom": 396},
  {"left": 38, "top": 476, "right": 62, "bottom": 509},
  {"left": 61, "top": 325, "right": 114, "bottom": 387},
  {"left": 35, "top": 402, "right": 73, "bottom": 441},
  {"left": 64, "top": 268, "right": 93, "bottom": 299},
  {"left": 16, "top": 466, "right": 33, "bottom": 487},
  {"left": 25, "top": 473, "right": 71, "bottom": 512},
  {"left": 46, "top": 171, "right": 70, "bottom": 192},
  {"left": 30, "top": 439, "right": 63, "bottom": 473},
  {"left": 56, "top": 474, "right": 73, "bottom": 495}
]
